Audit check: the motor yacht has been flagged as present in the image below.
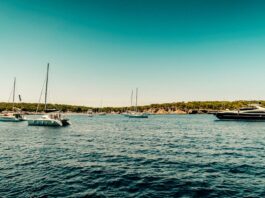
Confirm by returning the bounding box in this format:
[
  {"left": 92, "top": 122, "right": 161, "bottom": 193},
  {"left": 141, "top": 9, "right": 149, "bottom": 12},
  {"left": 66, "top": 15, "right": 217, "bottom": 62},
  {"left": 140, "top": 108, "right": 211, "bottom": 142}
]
[{"left": 215, "top": 104, "right": 265, "bottom": 120}]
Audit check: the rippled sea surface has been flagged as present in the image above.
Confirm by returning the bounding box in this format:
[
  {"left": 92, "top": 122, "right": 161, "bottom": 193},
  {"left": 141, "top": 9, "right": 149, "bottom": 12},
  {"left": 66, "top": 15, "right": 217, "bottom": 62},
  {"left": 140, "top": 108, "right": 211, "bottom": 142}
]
[{"left": 1, "top": 114, "right": 265, "bottom": 197}]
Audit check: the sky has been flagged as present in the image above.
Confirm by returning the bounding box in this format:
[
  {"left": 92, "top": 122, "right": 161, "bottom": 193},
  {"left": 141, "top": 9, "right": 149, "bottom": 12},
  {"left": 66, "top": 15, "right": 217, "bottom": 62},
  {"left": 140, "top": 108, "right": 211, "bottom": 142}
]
[{"left": 1, "top": 0, "right": 265, "bottom": 107}]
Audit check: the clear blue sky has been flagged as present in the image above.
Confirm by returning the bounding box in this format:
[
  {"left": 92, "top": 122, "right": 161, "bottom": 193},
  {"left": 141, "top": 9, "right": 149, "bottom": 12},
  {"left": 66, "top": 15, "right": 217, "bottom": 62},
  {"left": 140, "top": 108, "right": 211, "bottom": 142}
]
[{"left": 1, "top": 0, "right": 265, "bottom": 107}]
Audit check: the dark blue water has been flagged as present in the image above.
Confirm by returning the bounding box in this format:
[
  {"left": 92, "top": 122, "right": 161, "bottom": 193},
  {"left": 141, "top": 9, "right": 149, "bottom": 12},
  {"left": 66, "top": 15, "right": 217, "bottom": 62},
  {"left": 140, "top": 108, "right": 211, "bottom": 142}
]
[{"left": 1, "top": 115, "right": 265, "bottom": 197}]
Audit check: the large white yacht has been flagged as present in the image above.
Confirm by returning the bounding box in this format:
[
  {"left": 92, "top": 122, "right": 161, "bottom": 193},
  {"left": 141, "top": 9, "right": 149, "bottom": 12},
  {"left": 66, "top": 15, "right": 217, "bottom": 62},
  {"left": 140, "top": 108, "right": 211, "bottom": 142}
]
[{"left": 215, "top": 104, "right": 265, "bottom": 121}]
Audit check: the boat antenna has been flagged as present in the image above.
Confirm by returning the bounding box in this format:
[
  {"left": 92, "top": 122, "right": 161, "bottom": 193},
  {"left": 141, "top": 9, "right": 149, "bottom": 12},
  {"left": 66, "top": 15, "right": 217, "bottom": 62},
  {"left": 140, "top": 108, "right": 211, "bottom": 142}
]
[
  {"left": 44, "top": 63, "right": 49, "bottom": 112},
  {"left": 12, "top": 77, "right": 16, "bottom": 112}
]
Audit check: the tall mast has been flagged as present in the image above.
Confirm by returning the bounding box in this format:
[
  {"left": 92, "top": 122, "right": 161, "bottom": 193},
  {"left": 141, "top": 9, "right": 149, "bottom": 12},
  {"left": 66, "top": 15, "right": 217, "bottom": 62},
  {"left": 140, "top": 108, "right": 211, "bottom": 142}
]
[
  {"left": 12, "top": 77, "right": 16, "bottom": 111},
  {"left": 130, "top": 89, "right": 133, "bottom": 107},
  {"left": 135, "top": 88, "right": 138, "bottom": 112},
  {"left": 44, "top": 63, "right": 49, "bottom": 111}
]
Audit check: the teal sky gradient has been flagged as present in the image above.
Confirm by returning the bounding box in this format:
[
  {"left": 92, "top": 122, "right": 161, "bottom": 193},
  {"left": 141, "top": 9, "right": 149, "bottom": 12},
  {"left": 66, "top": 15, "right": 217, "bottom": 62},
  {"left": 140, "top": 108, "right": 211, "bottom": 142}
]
[{"left": 1, "top": 0, "right": 265, "bottom": 106}]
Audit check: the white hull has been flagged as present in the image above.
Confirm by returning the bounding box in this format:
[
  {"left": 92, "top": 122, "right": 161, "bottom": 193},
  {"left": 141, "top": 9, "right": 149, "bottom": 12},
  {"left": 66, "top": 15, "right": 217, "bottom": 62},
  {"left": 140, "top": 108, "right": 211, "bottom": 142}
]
[{"left": 27, "top": 114, "right": 70, "bottom": 127}]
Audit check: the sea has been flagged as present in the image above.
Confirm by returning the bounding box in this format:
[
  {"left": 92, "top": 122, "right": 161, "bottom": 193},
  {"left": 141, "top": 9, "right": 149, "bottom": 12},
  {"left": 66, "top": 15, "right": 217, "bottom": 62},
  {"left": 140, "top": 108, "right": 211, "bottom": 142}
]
[{"left": 0, "top": 114, "right": 265, "bottom": 197}]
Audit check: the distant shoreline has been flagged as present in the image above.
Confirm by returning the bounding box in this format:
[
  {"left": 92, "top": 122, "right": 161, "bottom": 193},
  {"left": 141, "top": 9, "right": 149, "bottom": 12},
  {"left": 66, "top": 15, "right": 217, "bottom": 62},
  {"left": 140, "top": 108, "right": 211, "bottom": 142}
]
[{"left": 0, "top": 100, "right": 263, "bottom": 115}]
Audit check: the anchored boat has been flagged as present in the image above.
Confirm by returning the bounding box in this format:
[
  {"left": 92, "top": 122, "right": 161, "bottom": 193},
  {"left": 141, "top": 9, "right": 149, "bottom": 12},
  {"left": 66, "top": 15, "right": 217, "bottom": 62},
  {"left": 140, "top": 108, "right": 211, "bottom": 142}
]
[
  {"left": 0, "top": 113, "right": 26, "bottom": 122},
  {"left": 87, "top": 109, "right": 93, "bottom": 117},
  {"left": 128, "top": 112, "right": 149, "bottom": 118},
  {"left": 28, "top": 111, "right": 70, "bottom": 126},
  {"left": 27, "top": 63, "right": 70, "bottom": 127},
  {"left": 0, "top": 77, "right": 26, "bottom": 122},
  {"left": 215, "top": 104, "right": 265, "bottom": 121},
  {"left": 127, "top": 88, "right": 149, "bottom": 119}
]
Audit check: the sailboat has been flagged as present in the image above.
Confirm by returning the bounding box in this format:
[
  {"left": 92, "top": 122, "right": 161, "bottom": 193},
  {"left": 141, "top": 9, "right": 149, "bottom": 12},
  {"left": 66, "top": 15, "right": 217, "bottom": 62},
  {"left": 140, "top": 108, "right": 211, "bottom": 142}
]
[
  {"left": 97, "top": 99, "right": 106, "bottom": 116},
  {"left": 128, "top": 88, "right": 148, "bottom": 118},
  {"left": 27, "top": 63, "right": 70, "bottom": 127},
  {"left": 0, "top": 78, "right": 26, "bottom": 122},
  {"left": 123, "top": 89, "right": 134, "bottom": 117}
]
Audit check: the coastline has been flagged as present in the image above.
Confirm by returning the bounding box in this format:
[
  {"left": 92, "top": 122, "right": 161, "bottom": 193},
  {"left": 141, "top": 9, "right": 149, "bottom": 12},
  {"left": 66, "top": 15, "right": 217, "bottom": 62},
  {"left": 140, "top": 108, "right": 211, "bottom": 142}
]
[{"left": 0, "top": 100, "right": 263, "bottom": 115}]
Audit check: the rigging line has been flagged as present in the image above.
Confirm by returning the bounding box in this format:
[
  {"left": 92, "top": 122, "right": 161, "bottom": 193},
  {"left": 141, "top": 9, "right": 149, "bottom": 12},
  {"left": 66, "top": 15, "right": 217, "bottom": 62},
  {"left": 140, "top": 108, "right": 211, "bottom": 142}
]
[{"left": 36, "top": 77, "right": 46, "bottom": 113}]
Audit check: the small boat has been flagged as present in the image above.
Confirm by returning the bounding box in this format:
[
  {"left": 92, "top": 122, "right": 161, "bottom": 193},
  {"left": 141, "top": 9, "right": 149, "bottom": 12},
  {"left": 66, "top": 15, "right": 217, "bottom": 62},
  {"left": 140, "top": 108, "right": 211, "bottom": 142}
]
[
  {"left": 87, "top": 109, "right": 93, "bottom": 117},
  {"left": 0, "top": 112, "right": 26, "bottom": 122},
  {"left": 128, "top": 112, "right": 149, "bottom": 118},
  {"left": 27, "top": 63, "right": 70, "bottom": 127},
  {"left": 123, "top": 112, "right": 131, "bottom": 117},
  {"left": 128, "top": 88, "right": 149, "bottom": 119},
  {"left": 0, "top": 78, "right": 26, "bottom": 122},
  {"left": 215, "top": 104, "right": 265, "bottom": 121}
]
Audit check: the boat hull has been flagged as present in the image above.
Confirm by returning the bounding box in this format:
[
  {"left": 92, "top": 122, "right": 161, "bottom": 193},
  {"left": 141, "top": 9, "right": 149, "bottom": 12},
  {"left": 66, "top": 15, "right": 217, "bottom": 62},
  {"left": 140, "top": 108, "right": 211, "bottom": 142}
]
[
  {"left": 61, "top": 119, "right": 71, "bottom": 126},
  {"left": 128, "top": 114, "right": 149, "bottom": 118},
  {"left": 28, "top": 119, "right": 62, "bottom": 127},
  {"left": 28, "top": 118, "right": 71, "bottom": 127},
  {"left": 0, "top": 116, "right": 26, "bottom": 122},
  {"left": 215, "top": 112, "right": 265, "bottom": 121},
  {"left": 0, "top": 118, "right": 21, "bottom": 122}
]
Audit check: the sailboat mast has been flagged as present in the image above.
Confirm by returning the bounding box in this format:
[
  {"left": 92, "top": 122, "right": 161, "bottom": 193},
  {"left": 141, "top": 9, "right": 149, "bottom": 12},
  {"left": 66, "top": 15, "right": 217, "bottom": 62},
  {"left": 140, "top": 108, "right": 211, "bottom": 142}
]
[
  {"left": 12, "top": 77, "right": 16, "bottom": 111},
  {"left": 44, "top": 63, "right": 49, "bottom": 111},
  {"left": 130, "top": 90, "right": 133, "bottom": 107},
  {"left": 135, "top": 88, "right": 138, "bottom": 112}
]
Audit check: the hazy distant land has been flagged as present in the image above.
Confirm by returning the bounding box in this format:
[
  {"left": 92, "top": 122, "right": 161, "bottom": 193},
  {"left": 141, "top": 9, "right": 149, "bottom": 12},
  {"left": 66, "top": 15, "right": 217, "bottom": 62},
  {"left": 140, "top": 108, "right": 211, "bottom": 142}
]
[{"left": 0, "top": 100, "right": 264, "bottom": 115}]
